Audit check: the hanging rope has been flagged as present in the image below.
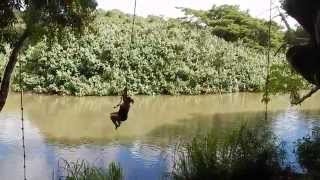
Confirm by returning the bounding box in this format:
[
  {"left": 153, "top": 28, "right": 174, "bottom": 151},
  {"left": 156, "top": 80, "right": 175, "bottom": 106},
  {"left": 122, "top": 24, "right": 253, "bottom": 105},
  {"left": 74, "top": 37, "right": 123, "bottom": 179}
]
[
  {"left": 130, "top": 0, "right": 137, "bottom": 47},
  {"left": 125, "top": 0, "right": 137, "bottom": 88},
  {"left": 263, "top": 0, "right": 273, "bottom": 121},
  {"left": 19, "top": 56, "right": 27, "bottom": 180}
]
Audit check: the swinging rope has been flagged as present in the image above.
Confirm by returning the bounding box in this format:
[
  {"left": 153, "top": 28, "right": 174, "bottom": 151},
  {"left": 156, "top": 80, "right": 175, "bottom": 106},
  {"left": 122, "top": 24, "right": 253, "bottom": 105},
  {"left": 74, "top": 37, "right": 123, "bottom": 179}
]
[
  {"left": 19, "top": 55, "right": 27, "bottom": 180},
  {"left": 125, "top": 0, "right": 137, "bottom": 89},
  {"left": 263, "top": 0, "right": 273, "bottom": 121},
  {"left": 130, "top": 0, "right": 137, "bottom": 47}
]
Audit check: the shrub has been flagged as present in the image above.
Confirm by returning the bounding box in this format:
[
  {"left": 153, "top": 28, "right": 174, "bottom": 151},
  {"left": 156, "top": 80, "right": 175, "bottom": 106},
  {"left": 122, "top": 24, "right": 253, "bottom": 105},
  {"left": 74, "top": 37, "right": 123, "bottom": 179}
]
[
  {"left": 0, "top": 10, "right": 293, "bottom": 96},
  {"left": 60, "top": 160, "right": 123, "bottom": 180},
  {"left": 296, "top": 127, "right": 320, "bottom": 179},
  {"left": 172, "top": 124, "right": 285, "bottom": 180}
]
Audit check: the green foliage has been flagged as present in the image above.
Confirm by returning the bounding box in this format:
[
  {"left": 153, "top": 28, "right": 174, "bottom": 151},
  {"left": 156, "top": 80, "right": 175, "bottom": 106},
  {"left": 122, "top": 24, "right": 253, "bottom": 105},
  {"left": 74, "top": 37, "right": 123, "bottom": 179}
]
[
  {"left": 1, "top": 0, "right": 97, "bottom": 45},
  {"left": 0, "top": 0, "right": 19, "bottom": 28},
  {"left": 268, "top": 57, "right": 308, "bottom": 102},
  {"left": 296, "top": 127, "right": 320, "bottom": 179},
  {"left": 172, "top": 124, "right": 285, "bottom": 180},
  {"left": 0, "top": 0, "right": 97, "bottom": 28},
  {"left": 0, "top": 0, "right": 97, "bottom": 112},
  {"left": 180, "top": 5, "right": 285, "bottom": 50},
  {"left": 1, "top": 10, "right": 292, "bottom": 96},
  {"left": 62, "top": 160, "right": 123, "bottom": 180}
]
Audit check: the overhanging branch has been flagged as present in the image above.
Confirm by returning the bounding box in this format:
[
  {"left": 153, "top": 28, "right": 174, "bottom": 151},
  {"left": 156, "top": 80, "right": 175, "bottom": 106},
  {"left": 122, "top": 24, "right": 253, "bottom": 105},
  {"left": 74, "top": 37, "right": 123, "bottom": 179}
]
[{"left": 291, "top": 86, "right": 320, "bottom": 105}]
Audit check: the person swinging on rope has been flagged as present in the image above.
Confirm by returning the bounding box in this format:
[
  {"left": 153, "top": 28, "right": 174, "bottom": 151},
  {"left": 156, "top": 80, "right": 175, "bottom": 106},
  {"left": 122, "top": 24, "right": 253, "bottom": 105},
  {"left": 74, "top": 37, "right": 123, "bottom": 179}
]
[{"left": 110, "top": 87, "right": 134, "bottom": 129}]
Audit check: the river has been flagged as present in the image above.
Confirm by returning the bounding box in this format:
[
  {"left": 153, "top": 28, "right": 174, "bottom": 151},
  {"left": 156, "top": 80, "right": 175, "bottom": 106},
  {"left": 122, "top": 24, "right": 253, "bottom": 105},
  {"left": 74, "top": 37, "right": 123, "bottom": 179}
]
[{"left": 1, "top": 93, "right": 320, "bottom": 179}]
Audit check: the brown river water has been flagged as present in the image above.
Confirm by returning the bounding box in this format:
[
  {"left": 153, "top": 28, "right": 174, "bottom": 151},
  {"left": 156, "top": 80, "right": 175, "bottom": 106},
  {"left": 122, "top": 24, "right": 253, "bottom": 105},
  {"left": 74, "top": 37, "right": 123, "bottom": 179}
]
[{"left": 1, "top": 92, "right": 320, "bottom": 179}]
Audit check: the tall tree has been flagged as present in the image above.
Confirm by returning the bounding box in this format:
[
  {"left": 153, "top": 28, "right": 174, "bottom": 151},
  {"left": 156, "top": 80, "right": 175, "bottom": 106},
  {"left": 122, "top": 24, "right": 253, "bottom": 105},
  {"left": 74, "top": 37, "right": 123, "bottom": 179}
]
[
  {"left": 180, "top": 5, "right": 284, "bottom": 49},
  {"left": 0, "top": 0, "right": 97, "bottom": 111}
]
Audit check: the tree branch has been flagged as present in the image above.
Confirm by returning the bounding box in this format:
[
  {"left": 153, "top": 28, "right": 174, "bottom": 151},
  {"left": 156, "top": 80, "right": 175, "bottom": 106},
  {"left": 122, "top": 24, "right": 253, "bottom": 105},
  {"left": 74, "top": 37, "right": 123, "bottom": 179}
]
[
  {"left": 291, "top": 86, "right": 320, "bottom": 105},
  {"left": 0, "top": 30, "right": 29, "bottom": 112}
]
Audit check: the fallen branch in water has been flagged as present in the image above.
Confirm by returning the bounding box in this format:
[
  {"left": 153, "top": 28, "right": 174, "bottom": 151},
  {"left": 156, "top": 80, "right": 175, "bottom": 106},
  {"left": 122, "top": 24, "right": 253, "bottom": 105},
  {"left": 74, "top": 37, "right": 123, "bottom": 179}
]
[{"left": 291, "top": 86, "right": 320, "bottom": 105}]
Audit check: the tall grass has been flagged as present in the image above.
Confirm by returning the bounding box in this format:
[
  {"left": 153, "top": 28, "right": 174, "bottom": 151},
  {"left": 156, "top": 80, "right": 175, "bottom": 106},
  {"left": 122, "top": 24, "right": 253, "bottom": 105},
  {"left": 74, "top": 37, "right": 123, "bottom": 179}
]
[
  {"left": 172, "top": 124, "right": 286, "bottom": 180},
  {"left": 296, "top": 127, "right": 320, "bottom": 179},
  {"left": 59, "top": 160, "right": 123, "bottom": 180}
]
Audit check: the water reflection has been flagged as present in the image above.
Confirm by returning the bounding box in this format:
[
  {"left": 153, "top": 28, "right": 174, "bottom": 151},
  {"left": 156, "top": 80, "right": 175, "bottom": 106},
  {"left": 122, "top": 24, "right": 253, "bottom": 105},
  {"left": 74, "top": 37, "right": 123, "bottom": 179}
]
[
  {"left": 0, "top": 93, "right": 320, "bottom": 179},
  {"left": 272, "top": 108, "right": 320, "bottom": 171}
]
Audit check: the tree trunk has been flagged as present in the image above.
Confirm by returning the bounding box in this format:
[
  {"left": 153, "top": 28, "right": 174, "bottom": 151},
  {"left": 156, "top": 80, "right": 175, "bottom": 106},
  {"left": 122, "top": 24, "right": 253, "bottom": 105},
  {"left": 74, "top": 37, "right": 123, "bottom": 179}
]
[{"left": 0, "top": 30, "right": 29, "bottom": 112}]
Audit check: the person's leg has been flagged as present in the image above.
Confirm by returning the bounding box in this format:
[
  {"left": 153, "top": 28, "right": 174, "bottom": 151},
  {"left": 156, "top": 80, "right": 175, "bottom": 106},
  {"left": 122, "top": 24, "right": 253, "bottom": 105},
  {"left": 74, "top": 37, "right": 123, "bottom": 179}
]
[
  {"left": 110, "top": 113, "right": 120, "bottom": 129},
  {"left": 114, "top": 119, "right": 122, "bottom": 129},
  {"left": 112, "top": 119, "right": 118, "bottom": 128},
  {"left": 115, "top": 117, "right": 127, "bottom": 129},
  {"left": 115, "top": 122, "right": 120, "bottom": 129}
]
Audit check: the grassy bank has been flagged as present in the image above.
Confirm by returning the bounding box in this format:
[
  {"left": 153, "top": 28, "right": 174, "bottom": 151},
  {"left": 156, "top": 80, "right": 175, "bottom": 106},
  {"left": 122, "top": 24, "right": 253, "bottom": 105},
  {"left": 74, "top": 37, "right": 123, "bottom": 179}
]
[
  {"left": 55, "top": 124, "right": 320, "bottom": 180},
  {"left": 58, "top": 160, "right": 123, "bottom": 180},
  {"left": 172, "top": 124, "right": 319, "bottom": 180},
  {"left": 172, "top": 124, "right": 286, "bottom": 180}
]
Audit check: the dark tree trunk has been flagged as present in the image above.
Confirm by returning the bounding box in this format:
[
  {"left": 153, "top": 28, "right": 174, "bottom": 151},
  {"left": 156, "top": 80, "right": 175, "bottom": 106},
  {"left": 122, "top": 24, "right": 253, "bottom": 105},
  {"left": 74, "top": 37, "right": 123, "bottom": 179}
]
[{"left": 0, "top": 30, "right": 29, "bottom": 112}]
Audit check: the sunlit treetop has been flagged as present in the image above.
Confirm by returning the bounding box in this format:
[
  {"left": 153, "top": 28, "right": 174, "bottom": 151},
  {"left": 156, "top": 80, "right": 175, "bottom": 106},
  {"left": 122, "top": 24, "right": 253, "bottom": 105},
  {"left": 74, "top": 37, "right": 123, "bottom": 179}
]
[{"left": 178, "top": 5, "right": 284, "bottom": 49}]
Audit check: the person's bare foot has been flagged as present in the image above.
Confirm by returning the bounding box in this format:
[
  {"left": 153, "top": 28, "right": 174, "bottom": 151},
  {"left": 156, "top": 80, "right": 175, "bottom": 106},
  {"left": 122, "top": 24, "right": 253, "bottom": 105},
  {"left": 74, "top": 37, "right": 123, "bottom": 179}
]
[
  {"left": 115, "top": 123, "right": 120, "bottom": 130},
  {"left": 116, "top": 121, "right": 121, "bottom": 129}
]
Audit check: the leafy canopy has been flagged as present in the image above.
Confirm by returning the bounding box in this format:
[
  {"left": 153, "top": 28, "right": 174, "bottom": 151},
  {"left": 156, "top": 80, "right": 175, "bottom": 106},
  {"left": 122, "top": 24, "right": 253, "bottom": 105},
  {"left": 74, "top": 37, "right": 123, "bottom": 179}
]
[
  {"left": 1, "top": 10, "right": 288, "bottom": 96},
  {"left": 180, "top": 5, "right": 284, "bottom": 49},
  {"left": 0, "top": 0, "right": 97, "bottom": 32}
]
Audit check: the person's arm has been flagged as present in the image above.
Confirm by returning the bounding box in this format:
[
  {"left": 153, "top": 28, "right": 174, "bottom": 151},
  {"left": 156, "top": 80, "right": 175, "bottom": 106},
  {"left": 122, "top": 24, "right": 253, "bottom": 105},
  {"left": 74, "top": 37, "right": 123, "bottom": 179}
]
[{"left": 113, "top": 97, "right": 123, "bottom": 108}]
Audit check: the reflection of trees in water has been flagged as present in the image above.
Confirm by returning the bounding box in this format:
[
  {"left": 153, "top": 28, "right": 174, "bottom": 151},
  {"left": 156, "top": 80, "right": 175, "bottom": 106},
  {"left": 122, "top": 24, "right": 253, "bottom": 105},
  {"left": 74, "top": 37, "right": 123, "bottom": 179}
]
[
  {"left": 147, "top": 111, "right": 273, "bottom": 143},
  {"left": 24, "top": 95, "right": 119, "bottom": 115},
  {"left": 36, "top": 110, "right": 276, "bottom": 147}
]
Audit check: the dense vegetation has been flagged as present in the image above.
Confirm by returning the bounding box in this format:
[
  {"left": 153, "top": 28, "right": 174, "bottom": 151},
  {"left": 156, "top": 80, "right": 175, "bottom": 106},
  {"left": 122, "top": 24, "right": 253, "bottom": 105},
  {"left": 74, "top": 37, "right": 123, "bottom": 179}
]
[
  {"left": 180, "top": 5, "right": 284, "bottom": 49},
  {"left": 59, "top": 160, "right": 123, "bottom": 180},
  {"left": 297, "top": 128, "right": 320, "bottom": 179},
  {"left": 0, "top": 7, "right": 301, "bottom": 96},
  {"left": 172, "top": 124, "right": 286, "bottom": 180},
  {"left": 172, "top": 124, "right": 320, "bottom": 180},
  {"left": 59, "top": 125, "right": 320, "bottom": 180},
  {"left": 0, "top": 0, "right": 97, "bottom": 111}
]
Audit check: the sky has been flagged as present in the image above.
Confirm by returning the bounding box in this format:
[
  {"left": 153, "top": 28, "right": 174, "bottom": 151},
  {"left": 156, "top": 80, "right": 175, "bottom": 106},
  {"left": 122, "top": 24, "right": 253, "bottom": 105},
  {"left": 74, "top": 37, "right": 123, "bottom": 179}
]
[{"left": 96, "top": 0, "right": 297, "bottom": 28}]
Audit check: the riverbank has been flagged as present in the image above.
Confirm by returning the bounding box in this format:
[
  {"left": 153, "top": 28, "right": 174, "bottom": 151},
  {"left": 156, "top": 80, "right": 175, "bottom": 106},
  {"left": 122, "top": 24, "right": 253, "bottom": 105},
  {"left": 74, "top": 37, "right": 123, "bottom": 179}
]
[{"left": 0, "top": 10, "right": 292, "bottom": 97}]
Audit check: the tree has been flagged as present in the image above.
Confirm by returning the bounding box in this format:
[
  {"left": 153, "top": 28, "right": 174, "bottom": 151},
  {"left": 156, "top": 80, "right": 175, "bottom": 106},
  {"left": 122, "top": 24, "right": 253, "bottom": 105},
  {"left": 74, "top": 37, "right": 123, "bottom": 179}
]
[
  {"left": 0, "top": 0, "right": 97, "bottom": 111},
  {"left": 281, "top": 0, "right": 320, "bottom": 104},
  {"left": 180, "top": 5, "right": 284, "bottom": 49}
]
